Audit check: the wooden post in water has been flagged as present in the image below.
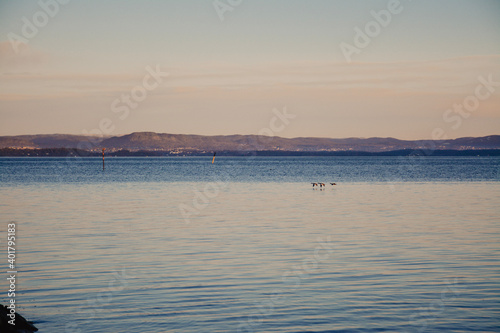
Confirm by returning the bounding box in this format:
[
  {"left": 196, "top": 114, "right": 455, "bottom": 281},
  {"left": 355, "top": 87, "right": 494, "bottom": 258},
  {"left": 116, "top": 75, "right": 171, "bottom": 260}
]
[
  {"left": 102, "top": 148, "right": 105, "bottom": 170},
  {"left": 212, "top": 152, "right": 216, "bottom": 164}
]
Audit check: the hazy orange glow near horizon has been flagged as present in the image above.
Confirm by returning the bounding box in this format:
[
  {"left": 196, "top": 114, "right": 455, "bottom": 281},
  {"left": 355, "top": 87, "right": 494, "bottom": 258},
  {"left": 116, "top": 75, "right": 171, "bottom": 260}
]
[{"left": 0, "top": 0, "right": 499, "bottom": 140}]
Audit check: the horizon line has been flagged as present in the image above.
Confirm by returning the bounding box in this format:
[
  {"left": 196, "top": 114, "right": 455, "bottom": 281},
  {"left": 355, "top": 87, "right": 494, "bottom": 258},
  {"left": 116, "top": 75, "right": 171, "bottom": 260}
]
[{"left": 1, "top": 132, "right": 499, "bottom": 142}]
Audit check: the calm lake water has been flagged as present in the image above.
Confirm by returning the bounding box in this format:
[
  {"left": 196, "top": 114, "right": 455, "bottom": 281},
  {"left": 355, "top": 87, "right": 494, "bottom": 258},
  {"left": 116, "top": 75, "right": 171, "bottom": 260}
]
[{"left": 1, "top": 157, "right": 499, "bottom": 332}]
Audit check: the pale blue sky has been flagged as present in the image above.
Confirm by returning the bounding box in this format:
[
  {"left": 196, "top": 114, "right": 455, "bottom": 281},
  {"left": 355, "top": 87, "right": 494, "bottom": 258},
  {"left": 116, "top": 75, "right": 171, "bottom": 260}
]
[{"left": 0, "top": 0, "right": 499, "bottom": 138}]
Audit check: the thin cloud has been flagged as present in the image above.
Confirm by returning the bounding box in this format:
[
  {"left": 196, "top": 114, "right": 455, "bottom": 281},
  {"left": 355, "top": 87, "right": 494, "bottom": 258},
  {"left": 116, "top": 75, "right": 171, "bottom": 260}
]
[{"left": 0, "top": 41, "right": 48, "bottom": 72}]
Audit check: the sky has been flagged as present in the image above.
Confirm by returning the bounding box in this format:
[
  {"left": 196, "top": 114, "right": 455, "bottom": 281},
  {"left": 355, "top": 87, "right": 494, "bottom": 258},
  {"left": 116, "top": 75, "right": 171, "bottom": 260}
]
[{"left": 0, "top": 0, "right": 499, "bottom": 139}]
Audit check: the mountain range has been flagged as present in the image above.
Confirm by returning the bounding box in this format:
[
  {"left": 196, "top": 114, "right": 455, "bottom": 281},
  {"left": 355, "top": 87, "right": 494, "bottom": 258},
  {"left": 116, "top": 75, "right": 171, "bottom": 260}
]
[{"left": 1, "top": 132, "right": 499, "bottom": 153}]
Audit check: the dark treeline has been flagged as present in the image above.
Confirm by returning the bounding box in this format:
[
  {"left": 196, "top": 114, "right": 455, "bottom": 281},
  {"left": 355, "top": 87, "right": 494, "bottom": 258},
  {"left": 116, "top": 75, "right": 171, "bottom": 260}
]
[
  {"left": 1, "top": 148, "right": 500, "bottom": 157},
  {"left": 0, "top": 148, "right": 96, "bottom": 157}
]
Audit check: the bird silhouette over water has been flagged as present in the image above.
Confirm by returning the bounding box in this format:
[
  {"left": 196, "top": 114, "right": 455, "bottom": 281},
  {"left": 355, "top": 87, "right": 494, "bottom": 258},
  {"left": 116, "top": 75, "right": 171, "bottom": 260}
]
[{"left": 311, "top": 182, "right": 336, "bottom": 188}]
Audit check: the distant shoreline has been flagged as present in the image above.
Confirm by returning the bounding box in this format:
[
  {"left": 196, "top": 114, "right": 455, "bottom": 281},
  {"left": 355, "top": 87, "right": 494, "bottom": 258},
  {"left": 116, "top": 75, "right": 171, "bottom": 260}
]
[{"left": 1, "top": 148, "right": 499, "bottom": 157}]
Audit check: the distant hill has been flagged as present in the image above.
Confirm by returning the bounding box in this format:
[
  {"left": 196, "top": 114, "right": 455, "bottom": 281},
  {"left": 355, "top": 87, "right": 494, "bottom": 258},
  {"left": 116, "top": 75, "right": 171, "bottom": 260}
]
[
  {"left": 0, "top": 134, "right": 102, "bottom": 149},
  {"left": 0, "top": 132, "right": 499, "bottom": 153}
]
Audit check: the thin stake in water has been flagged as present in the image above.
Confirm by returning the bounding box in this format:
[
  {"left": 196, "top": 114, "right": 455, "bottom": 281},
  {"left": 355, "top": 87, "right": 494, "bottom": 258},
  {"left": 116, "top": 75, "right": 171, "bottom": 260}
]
[
  {"left": 212, "top": 152, "right": 216, "bottom": 164},
  {"left": 102, "top": 148, "right": 105, "bottom": 170}
]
